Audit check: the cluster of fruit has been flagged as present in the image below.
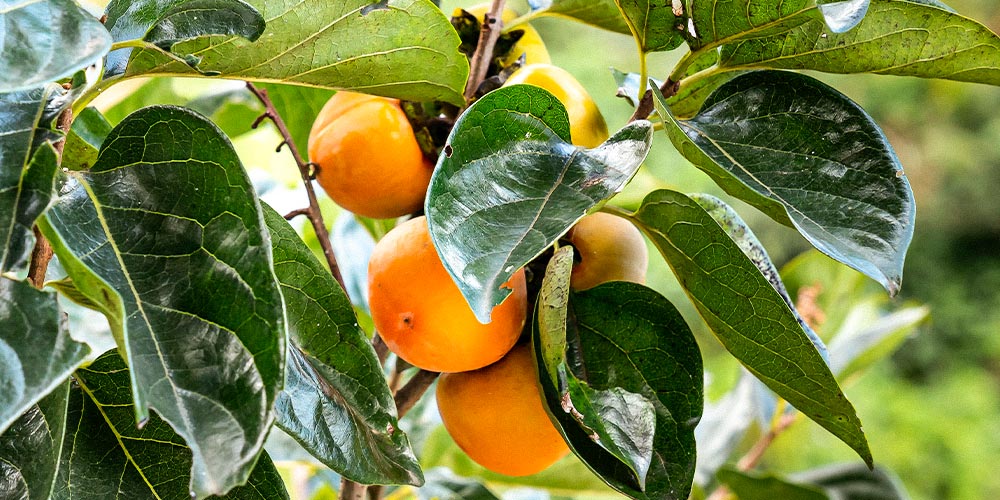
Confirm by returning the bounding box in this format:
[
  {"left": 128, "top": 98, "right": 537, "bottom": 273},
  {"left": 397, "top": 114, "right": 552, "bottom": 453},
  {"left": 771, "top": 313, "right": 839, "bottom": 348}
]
[{"left": 306, "top": 5, "right": 647, "bottom": 477}]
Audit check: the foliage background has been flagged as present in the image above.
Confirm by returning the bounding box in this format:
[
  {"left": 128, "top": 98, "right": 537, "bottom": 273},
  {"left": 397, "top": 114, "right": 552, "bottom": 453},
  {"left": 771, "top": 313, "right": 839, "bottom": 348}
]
[{"left": 76, "top": 0, "right": 1000, "bottom": 498}]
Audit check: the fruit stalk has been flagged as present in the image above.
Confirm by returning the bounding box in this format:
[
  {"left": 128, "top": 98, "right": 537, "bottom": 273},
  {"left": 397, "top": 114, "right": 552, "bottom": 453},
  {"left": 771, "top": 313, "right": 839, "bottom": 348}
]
[
  {"left": 245, "top": 82, "right": 346, "bottom": 289},
  {"left": 628, "top": 78, "right": 681, "bottom": 123},
  {"left": 463, "top": 0, "right": 508, "bottom": 102}
]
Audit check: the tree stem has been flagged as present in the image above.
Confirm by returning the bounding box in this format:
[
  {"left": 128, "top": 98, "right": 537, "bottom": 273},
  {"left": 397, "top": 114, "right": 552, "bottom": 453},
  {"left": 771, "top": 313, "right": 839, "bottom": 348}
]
[
  {"left": 628, "top": 78, "right": 680, "bottom": 123},
  {"left": 463, "top": 0, "right": 507, "bottom": 102},
  {"left": 28, "top": 106, "right": 73, "bottom": 289},
  {"left": 245, "top": 82, "right": 345, "bottom": 289},
  {"left": 394, "top": 369, "right": 439, "bottom": 418}
]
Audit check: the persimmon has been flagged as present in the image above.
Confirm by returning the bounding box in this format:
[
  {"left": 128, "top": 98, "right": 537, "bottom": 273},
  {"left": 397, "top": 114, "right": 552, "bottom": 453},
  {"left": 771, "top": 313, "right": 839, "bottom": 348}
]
[
  {"left": 566, "top": 212, "right": 648, "bottom": 290},
  {"left": 504, "top": 63, "right": 609, "bottom": 148},
  {"left": 367, "top": 216, "right": 527, "bottom": 373},
  {"left": 308, "top": 91, "right": 434, "bottom": 219},
  {"left": 461, "top": 4, "right": 551, "bottom": 67},
  {"left": 436, "top": 343, "right": 569, "bottom": 476}
]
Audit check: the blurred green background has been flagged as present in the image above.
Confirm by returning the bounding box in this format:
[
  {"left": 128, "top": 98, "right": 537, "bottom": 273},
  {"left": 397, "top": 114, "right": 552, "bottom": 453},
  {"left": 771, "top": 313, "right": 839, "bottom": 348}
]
[{"left": 441, "top": 1, "right": 1000, "bottom": 498}]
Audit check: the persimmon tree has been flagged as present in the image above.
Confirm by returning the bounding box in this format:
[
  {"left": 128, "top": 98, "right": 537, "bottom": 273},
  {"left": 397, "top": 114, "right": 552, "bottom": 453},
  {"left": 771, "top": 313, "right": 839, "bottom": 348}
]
[{"left": 0, "top": 0, "right": 987, "bottom": 498}]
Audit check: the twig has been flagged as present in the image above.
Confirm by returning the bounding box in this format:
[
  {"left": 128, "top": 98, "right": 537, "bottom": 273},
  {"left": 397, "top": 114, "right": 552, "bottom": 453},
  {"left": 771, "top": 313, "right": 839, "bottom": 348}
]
[
  {"left": 463, "top": 0, "right": 508, "bottom": 102},
  {"left": 245, "top": 82, "right": 345, "bottom": 289},
  {"left": 628, "top": 78, "right": 681, "bottom": 123},
  {"left": 372, "top": 333, "right": 389, "bottom": 365},
  {"left": 394, "top": 369, "right": 439, "bottom": 418},
  {"left": 706, "top": 409, "right": 799, "bottom": 500},
  {"left": 27, "top": 106, "right": 73, "bottom": 289},
  {"left": 339, "top": 478, "right": 366, "bottom": 500}
]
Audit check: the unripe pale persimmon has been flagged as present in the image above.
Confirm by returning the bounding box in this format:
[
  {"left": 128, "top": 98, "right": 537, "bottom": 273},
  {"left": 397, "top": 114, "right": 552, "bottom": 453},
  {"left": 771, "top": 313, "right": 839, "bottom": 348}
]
[
  {"left": 504, "top": 64, "right": 609, "bottom": 148},
  {"left": 567, "top": 212, "right": 648, "bottom": 291},
  {"left": 461, "top": 4, "right": 551, "bottom": 67},
  {"left": 308, "top": 91, "right": 434, "bottom": 219},
  {"left": 436, "top": 343, "right": 569, "bottom": 476},
  {"left": 368, "top": 216, "right": 527, "bottom": 373}
]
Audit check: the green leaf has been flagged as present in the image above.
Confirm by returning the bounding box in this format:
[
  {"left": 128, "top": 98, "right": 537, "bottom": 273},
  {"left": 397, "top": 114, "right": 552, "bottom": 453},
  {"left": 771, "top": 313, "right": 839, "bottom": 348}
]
[
  {"left": 532, "top": 246, "right": 703, "bottom": 499},
  {"left": 685, "top": 0, "right": 811, "bottom": 49},
  {"left": 116, "top": 0, "right": 470, "bottom": 105},
  {"left": 614, "top": 0, "right": 684, "bottom": 53},
  {"left": 628, "top": 189, "right": 872, "bottom": 466},
  {"left": 0, "top": 277, "right": 90, "bottom": 434},
  {"left": 417, "top": 467, "right": 501, "bottom": 500},
  {"left": 817, "top": 0, "right": 870, "bottom": 33},
  {"left": 717, "top": 468, "right": 830, "bottom": 500},
  {"left": 718, "top": 0, "right": 1000, "bottom": 86},
  {"left": 263, "top": 204, "right": 423, "bottom": 486},
  {"left": 62, "top": 106, "right": 112, "bottom": 171},
  {"left": 185, "top": 86, "right": 264, "bottom": 139},
  {"left": 38, "top": 105, "right": 286, "bottom": 498},
  {"left": 0, "top": 380, "right": 70, "bottom": 500},
  {"left": 828, "top": 304, "right": 929, "bottom": 379},
  {"left": 103, "top": 0, "right": 265, "bottom": 76},
  {"left": 793, "top": 462, "right": 911, "bottom": 500},
  {"left": 0, "top": 85, "right": 65, "bottom": 272},
  {"left": 656, "top": 71, "right": 913, "bottom": 295},
  {"left": 532, "top": 247, "right": 652, "bottom": 496},
  {"left": 571, "top": 281, "right": 704, "bottom": 499},
  {"left": 54, "top": 351, "right": 289, "bottom": 500},
  {"left": 692, "top": 194, "right": 829, "bottom": 361},
  {"left": 0, "top": 0, "right": 111, "bottom": 92},
  {"left": 255, "top": 83, "right": 335, "bottom": 161},
  {"left": 527, "top": 0, "right": 631, "bottom": 34},
  {"left": 426, "top": 85, "right": 652, "bottom": 323}
]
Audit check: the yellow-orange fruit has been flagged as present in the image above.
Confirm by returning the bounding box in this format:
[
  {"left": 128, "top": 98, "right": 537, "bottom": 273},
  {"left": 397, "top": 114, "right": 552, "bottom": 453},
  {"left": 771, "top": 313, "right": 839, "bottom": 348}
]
[
  {"left": 308, "top": 91, "right": 434, "bottom": 219},
  {"left": 504, "top": 64, "right": 609, "bottom": 148},
  {"left": 436, "top": 343, "right": 569, "bottom": 476},
  {"left": 368, "top": 216, "right": 527, "bottom": 373},
  {"left": 567, "top": 212, "right": 648, "bottom": 290},
  {"left": 461, "top": 4, "right": 551, "bottom": 66}
]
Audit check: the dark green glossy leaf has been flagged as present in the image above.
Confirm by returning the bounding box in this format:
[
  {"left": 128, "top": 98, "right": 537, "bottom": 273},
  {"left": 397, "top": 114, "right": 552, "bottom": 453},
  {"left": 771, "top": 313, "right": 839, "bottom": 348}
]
[
  {"left": 38, "top": 105, "right": 285, "bottom": 498},
  {"left": 103, "top": 0, "right": 265, "bottom": 76},
  {"left": 426, "top": 85, "right": 652, "bottom": 323},
  {"left": 656, "top": 71, "right": 913, "bottom": 295},
  {"left": 627, "top": 189, "right": 872, "bottom": 466},
  {"left": 685, "top": 0, "right": 811, "bottom": 49},
  {"left": 416, "top": 467, "right": 501, "bottom": 500},
  {"left": 719, "top": 0, "right": 1000, "bottom": 85},
  {"left": 0, "top": 86, "right": 64, "bottom": 272},
  {"left": 692, "top": 194, "right": 829, "bottom": 361},
  {"left": 793, "top": 462, "right": 911, "bottom": 500},
  {"left": 666, "top": 51, "right": 743, "bottom": 119},
  {"left": 0, "top": 380, "right": 70, "bottom": 500},
  {"left": 117, "top": 0, "right": 469, "bottom": 105},
  {"left": 145, "top": 0, "right": 265, "bottom": 50},
  {"left": 0, "top": 277, "right": 89, "bottom": 434},
  {"left": 263, "top": 204, "right": 422, "bottom": 486},
  {"left": 571, "top": 281, "right": 704, "bottom": 499},
  {"left": 255, "top": 83, "right": 335, "bottom": 161},
  {"left": 527, "top": 0, "right": 631, "bottom": 34},
  {"left": 717, "top": 468, "right": 829, "bottom": 500},
  {"left": 0, "top": 0, "right": 111, "bottom": 92},
  {"left": 614, "top": 0, "right": 684, "bottom": 53},
  {"left": 533, "top": 247, "right": 652, "bottom": 496},
  {"left": 62, "top": 107, "right": 112, "bottom": 171},
  {"left": 53, "top": 351, "right": 289, "bottom": 500}
]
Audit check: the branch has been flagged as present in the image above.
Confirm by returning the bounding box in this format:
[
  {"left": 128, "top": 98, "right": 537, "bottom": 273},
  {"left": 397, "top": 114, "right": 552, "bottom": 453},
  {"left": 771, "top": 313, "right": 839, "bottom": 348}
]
[
  {"left": 628, "top": 78, "right": 680, "bottom": 123},
  {"left": 705, "top": 409, "right": 799, "bottom": 500},
  {"left": 245, "top": 82, "right": 345, "bottom": 289},
  {"left": 463, "top": 0, "right": 508, "bottom": 102},
  {"left": 394, "top": 369, "right": 439, "bottom": 418},
  {"left": 28, "top": 105, "right": 73, "bottom": 289}
]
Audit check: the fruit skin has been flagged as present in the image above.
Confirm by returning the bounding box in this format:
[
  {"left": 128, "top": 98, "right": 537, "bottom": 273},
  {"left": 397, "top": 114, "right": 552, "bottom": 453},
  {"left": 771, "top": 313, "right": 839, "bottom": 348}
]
[
  {"left": 462, "top": 4, "right": 550, "bottom": 66},
  {"left": 436, "top": 343, "right": 569, "bottom": 476},
  {"left": 566, "top": 212, "right": 648, "bottom": 291},
  {"left": 308, "top": 91, "right": 434, "bottom": 219},
  {"left": 504, "top": 64, "right": 609, "bottom": 148},
  {"left": 368, "top": 216, "right": 527, "bottom": 373}
]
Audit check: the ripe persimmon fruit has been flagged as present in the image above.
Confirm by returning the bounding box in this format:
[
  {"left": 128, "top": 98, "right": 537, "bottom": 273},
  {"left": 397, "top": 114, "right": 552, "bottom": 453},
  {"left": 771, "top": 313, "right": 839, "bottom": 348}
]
[
  {"left": 567, "top": 212, "right": 648, "bottom": 290},
  {"left": 308, "top": 91, "right": 434, "bottom": 219},
  {"left": 367, "top": 216, "right": 527, "bottom": 373},
  {"left": 503, "top": 64, "right": 609, "bottom": 148},
  {"left": 436, "top": 343, "right": 569, "bottom": 476}
]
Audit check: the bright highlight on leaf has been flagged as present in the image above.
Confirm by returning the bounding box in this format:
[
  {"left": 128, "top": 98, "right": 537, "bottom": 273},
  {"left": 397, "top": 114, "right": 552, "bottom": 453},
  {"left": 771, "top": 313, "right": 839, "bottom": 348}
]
[{"left": 426, "top": 84, "right": 652, "bottom": 323}]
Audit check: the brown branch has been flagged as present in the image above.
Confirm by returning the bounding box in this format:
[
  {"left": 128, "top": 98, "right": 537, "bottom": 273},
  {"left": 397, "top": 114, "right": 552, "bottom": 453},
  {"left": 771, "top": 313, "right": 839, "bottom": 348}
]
[
  {"left": 27, "top": 107, "right": 73, "bottom": 289},
  {"left": 463, "top": 0, "right": 508, "bottom": 102},
  {"left": 245, "top": 82, "right": 345, "bottom": 289},
  {"left": 628, "top": 78, "right": 681, "bottom": 123},
  {"left": 394, "top": 369, "right": 439, "bottom": 419},
  {"left": 339, "top": 478, "right": 366, "bottom": 500},
  {"left": 706, "top": 411, "right": 799, "bottom": 500},
  {"left": 372, "top": 333, "right": 389, "bottom": 365}
]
